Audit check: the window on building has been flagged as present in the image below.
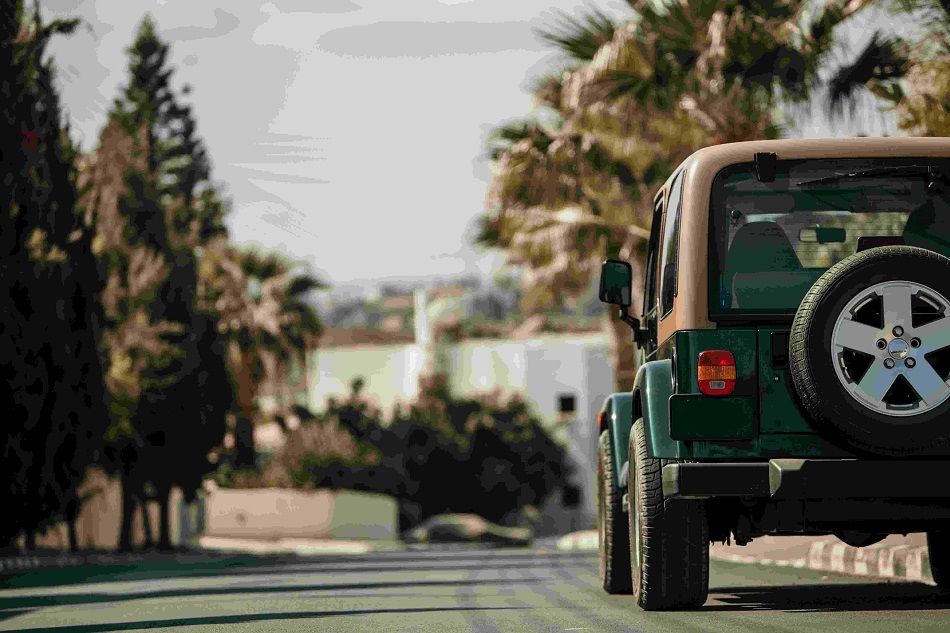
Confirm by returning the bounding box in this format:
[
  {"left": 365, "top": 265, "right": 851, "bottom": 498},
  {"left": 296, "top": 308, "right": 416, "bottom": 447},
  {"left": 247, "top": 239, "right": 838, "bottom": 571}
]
[{"left": 558, "top": 394, "right": 576, "bottom": 414}]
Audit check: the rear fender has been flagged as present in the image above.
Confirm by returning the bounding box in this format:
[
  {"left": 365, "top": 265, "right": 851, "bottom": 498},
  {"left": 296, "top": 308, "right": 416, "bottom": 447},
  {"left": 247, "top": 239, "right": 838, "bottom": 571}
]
[
  {"left": 632, "top": 359, "right": 679, "bottom": 461},
  {"left": 600, "top": 393, "right": 634, "bottom": 491}
]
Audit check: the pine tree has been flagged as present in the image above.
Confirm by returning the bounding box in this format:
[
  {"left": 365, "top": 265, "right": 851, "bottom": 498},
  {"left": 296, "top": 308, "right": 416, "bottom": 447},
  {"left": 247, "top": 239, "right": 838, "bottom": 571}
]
[{"left": 90, "top": 14, "right": 235, "bottom": 551}]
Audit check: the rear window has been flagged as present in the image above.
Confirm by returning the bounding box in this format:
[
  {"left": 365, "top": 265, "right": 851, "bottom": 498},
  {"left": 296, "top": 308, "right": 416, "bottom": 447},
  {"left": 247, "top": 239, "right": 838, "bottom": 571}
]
[{"left": 709, "top": 158, "right": 950, "bottom": 317}]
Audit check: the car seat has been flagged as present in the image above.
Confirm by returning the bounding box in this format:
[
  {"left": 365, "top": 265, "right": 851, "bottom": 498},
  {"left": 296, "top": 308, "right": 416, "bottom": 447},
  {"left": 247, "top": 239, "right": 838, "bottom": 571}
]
[
  {"left": 902, "top": 203, "right": 950, "bottom": 258},
  {"left": 724, "top": 221, "right": 803, "bottom": 309}
]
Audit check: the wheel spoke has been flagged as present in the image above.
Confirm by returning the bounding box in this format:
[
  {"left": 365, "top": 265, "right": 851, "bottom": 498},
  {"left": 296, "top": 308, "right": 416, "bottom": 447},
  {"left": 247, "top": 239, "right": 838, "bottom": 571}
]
[
  {"left": 906, "top": 363, "right": 950, "bottom": 406},
  {"left": 882, "top": 284, "right": 914, "bottom": 330},
  {"left": 857, "top": 362, "right": 896, "bottom": 404},
  {"left": 834, "top": 319, "right": 882, "bottom": 355},
  {"left": 915, "top": 316, "right": 950, "bottom": 355}
]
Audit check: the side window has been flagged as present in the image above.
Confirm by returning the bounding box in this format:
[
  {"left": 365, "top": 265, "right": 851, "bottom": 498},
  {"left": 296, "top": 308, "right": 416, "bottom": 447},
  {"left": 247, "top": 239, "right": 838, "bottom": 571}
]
[
  {"left": 642, "top": 196, "right": 664, "bottom": 317},
  {"left": 660, "top": 170, "right": 685, "bottom": 318}
]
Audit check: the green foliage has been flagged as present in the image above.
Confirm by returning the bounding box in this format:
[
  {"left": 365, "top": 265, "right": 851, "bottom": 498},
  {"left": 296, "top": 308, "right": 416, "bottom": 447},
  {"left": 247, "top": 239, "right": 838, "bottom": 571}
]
[{"left": 255, "top": 378, "right": 573, "bottom": 532}]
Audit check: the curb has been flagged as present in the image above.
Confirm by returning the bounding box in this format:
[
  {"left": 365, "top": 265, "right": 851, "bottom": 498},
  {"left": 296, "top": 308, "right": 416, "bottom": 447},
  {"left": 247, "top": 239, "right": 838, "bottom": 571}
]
[
  {"left": 801, "top": 540, "right": 934, "bottom": 585},
  {"left": 556, "top": 530, "right": 936, "bottom": 585},
  {"left": 555, "top": 530, "right": 598, "bottom": 551}
]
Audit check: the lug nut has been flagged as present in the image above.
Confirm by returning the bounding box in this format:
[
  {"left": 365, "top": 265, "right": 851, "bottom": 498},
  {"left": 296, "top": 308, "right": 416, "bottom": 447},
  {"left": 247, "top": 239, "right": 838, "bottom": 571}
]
[
  {"left": 906, "top": 358, "right": 916, "bottom": 368},
  {"left": 877, "top": 339, "right": 887, "bottom": 349},
  {"left": 884, "top": 358, "right": 896, "bottom": 369},
  {"left": 894, "top": 326, "right": 904, "bottom": 337},
  {"left": 911, "top": 338, "right": 921, "bottom": 348}
]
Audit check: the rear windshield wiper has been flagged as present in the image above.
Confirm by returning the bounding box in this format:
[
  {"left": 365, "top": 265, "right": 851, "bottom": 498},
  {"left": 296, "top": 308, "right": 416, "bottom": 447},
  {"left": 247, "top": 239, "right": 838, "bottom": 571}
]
[{"left": 796, "top": 165, "right": 945, "bottom": 187}]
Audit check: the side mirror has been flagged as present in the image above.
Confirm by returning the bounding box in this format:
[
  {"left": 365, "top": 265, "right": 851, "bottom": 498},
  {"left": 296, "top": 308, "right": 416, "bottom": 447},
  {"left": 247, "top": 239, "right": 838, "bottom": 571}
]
[
  {"left": 599, "top": 259, "right": 642, "bottom": 341},
  {"left": 599, "top": 259, "right": 633, "bottom": 307}
]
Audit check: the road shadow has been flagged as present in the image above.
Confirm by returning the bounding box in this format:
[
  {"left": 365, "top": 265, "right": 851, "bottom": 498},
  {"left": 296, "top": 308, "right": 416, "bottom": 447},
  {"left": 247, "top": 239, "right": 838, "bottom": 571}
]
[
  {"left": 1, "top": 549, "right": 594, "bottom": 589},
  {"left": 707, "top": 582, "right": 950, "bottom": 612},
  {"left": 2, "top": 605, "right": 534, "bottom": 633},
  {"left": 0, "top": 577, "right": 544, "bottom": 611}
]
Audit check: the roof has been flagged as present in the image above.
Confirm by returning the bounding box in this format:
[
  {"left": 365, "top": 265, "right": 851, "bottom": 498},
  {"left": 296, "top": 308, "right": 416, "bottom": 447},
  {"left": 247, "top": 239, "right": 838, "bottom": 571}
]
[{"left": 682, "top": 136, "right": 950, "bottom": 187}]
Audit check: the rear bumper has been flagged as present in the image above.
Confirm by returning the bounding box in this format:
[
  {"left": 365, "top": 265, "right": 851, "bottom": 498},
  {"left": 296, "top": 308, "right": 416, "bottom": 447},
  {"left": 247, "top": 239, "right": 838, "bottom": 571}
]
[{"left": 662, "top": 459, "right": 950, "bottom": 500}]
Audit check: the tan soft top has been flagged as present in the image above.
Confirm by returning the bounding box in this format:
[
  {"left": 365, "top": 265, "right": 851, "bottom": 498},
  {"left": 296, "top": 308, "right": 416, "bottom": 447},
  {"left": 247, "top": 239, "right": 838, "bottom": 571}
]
[{"left": 658, "top": 137, "right": 950, "bottom": 339}]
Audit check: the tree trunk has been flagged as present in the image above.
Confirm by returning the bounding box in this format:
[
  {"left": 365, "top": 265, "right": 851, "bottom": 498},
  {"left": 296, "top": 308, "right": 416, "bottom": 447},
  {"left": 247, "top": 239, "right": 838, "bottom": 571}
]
[
  {"left": 65, "top": 497, "right": 80, "bottom": 553},
  {"left": 230, "top": 343, "right": 257, "bottom": 468},
  {"left": 157, "top": 484, "right": 173, "bottom": 551},
  {"left": 607, "top": 313, "right": 637, "bottom": 392},
  {"left": 139, "top": 493, "right": 154, "bottom": 550},
  {"left": 233, "top": 417, "right": 256, "bottom": 469},
  {"left": 117, "top": 475, "right": 136, "bottom": 553},
  {"left": 24, "top": 528, "right": 36, "bottom": 551}
]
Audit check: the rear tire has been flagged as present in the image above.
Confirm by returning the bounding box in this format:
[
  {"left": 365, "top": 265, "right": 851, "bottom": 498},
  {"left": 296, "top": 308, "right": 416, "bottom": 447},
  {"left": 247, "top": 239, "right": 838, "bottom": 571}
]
[
  {"left": 928, "top": 531, "right": 950, "bottom": 591},
  {"left": 629, "top": 419, "right": 709, "bottom": 610},
  {"left": 598, "top": 431, "right": 632, "bottom": 594}
]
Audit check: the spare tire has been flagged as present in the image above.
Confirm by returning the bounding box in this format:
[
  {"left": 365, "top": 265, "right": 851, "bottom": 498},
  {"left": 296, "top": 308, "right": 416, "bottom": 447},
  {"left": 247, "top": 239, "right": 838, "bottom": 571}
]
[{"left": 790, "top": 246, "right": 950, "bottom": 456}]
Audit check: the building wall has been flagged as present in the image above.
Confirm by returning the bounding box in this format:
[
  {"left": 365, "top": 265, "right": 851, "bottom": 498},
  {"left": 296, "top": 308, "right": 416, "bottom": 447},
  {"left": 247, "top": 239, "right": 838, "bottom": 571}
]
[{"left": 310, "top": 343, "right": 424, "bottom": 415}]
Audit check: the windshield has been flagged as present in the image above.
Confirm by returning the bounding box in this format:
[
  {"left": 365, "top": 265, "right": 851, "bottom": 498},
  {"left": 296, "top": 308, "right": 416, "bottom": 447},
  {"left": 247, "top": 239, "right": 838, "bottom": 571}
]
[{"left": 709, "top": 158, "right": 950, "bottom": 317}]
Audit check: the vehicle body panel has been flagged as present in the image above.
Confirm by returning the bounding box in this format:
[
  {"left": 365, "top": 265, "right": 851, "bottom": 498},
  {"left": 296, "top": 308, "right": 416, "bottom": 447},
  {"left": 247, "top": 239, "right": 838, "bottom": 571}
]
[{"left": 601, "top": 392, "right": 634, "bottom": 488}]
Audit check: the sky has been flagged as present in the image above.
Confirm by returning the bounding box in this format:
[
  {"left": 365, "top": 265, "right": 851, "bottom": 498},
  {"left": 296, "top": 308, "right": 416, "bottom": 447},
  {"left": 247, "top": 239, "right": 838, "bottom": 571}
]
[{"left": 39, "top": 0, "right": 908, "bottom": 293}]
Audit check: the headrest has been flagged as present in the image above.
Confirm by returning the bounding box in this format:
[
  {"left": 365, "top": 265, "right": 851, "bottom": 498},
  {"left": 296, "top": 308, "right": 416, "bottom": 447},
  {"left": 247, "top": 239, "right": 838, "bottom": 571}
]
[{"left": 726, "top": 221, "right": 801, "bottom": 273}]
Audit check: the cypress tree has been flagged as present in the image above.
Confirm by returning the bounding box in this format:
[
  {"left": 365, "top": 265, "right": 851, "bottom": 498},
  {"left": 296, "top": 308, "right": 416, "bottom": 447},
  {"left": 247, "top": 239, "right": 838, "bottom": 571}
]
[{"left": 0, "top": 2, "right": 108, "bottom": 551}]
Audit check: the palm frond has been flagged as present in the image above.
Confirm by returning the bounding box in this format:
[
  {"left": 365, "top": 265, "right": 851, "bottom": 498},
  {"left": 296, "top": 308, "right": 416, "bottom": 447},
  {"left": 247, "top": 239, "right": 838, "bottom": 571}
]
[
  {"left": 286, "top": 275, "right": 325, "bottom": 297},
  {"left": 485, "top": 119, "right": 554, "bottom": 161},
  {"left": 530, "top": 70, "right": 568, "bottom": 110},
  {"left": 594, "top": 70, "right": 674, "bottom": 110},
  {"left": 536, "top": 7, "right": 620, "bottom": 62},
  {"left": 828, "top": 32, "right": 908, "bottom": 114},
  {"left": 474, "top": 214, "right": 503, "bottom": 249}
]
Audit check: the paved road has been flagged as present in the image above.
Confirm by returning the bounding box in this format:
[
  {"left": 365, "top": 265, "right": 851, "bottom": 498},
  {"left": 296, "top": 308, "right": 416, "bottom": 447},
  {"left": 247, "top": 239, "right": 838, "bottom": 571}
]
[{"left": 2, "top": 547, "right": 950, "bottom": 632}]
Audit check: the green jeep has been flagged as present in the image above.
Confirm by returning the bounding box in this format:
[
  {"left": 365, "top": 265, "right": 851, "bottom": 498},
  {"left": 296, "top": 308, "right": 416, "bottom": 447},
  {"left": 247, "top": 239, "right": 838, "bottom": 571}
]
[{"left": 595, "top": 137, "right": 950, "bottom": 610}]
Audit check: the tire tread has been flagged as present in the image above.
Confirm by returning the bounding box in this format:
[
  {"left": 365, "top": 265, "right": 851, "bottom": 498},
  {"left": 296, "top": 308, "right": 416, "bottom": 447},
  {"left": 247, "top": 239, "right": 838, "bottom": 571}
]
[
  {"left": 630, "top": 419, "right": 708, "bottom": 610},
  {"left": 598, "top": 431, "right": 632, "bottom": 594}
]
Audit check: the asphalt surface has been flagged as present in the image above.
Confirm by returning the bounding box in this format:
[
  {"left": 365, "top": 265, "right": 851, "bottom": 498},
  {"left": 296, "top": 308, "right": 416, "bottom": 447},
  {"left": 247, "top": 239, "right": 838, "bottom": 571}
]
[{"left": 3, "top": 547, "right": 950, "bottom": 632}]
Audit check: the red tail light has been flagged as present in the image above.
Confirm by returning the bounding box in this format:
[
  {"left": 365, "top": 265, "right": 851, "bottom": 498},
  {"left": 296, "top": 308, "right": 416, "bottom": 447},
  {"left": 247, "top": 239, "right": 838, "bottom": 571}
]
[
  {"left": 597, "top": 411, "right": 605, "bottom": 428},
  {"left": 698, "top": 350, "right": 736, "bottom": 396}
]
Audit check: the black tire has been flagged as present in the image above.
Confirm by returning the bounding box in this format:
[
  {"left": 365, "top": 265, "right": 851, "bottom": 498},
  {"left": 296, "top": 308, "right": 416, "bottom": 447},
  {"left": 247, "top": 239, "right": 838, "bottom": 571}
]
[
  {"left": 928, "top": 531, "right": 950, "bottom": 591},
  {"left": 790, "top": 246, "right": 950, "bottom": 456},
  {"left": 598, "top": 430, "right": 632, "bottom": 594},
  {"left": 628, "top": 418, "right": 709, "bottom": 610}
]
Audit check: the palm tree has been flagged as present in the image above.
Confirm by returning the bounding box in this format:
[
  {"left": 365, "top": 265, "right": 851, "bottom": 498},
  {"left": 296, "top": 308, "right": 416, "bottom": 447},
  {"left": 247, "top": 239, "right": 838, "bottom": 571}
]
[
  {"left": 198, "top": 241, "right": 324, "bottom": 468},
  {"left": 480, "top": 0, "right": 880, "bottom": 390}
]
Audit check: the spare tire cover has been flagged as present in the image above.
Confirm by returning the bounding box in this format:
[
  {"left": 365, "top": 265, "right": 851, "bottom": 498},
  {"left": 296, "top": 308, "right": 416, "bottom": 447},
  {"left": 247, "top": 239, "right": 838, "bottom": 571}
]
[{"left": 790, "top": 246, "right": 950, "bottom": 456}]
